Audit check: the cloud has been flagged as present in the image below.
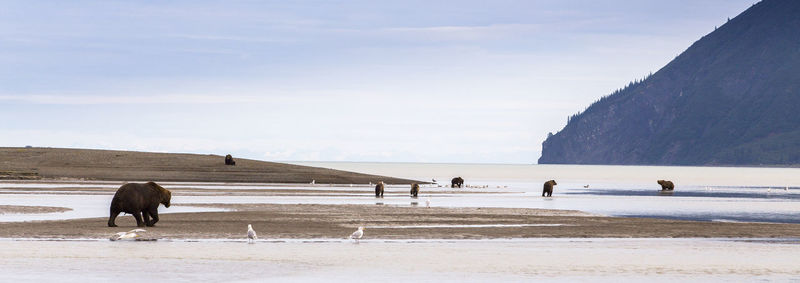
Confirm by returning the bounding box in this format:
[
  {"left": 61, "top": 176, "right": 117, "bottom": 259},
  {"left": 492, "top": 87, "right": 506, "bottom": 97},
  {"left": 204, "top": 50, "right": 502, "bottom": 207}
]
[
  {"left": 0, "top": 94, "right": 263, "bottom": 105},
  {"left": 165, "top": 34, "right": 296, "bottom": 44},
  {"left": 383, "top": 24, "right": 541, "bottom": 41}
]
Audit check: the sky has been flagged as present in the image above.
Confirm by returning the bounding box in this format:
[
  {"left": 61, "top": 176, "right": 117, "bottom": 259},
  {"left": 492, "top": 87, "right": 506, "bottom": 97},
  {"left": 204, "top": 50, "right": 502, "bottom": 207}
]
[{"left": 0, "top": 0, "right": 756, "bottom": 164}]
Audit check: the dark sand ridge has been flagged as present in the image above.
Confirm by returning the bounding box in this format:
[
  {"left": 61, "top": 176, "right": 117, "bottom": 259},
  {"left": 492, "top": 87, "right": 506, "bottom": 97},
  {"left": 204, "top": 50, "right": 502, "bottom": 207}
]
[
  {"left": 0, "top": 185, "right": 502, "bottom": 197},
  {"left": 3, "top": 204, "right": 800, "bottom": 240},
  {"left": 0, "top": 205, "right": 72, "bottom": 214},
  {"left": 0, "top": 147, "right": 423, "bottom": 184}
]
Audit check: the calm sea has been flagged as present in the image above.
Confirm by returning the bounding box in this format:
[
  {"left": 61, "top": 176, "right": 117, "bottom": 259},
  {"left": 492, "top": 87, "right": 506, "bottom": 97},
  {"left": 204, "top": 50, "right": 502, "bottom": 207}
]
[
  {"left": 291, "top": 162, "right": 800, "bottom": 223},
  {"left": 2, "top": 163, "right": 799, "bottom": 224}
]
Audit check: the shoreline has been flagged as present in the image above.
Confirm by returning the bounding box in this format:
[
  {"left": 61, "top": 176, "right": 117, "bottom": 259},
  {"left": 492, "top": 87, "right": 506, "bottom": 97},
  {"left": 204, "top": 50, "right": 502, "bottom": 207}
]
[{"left": 2, "top": 203, "right": 800, "bottom": 240}]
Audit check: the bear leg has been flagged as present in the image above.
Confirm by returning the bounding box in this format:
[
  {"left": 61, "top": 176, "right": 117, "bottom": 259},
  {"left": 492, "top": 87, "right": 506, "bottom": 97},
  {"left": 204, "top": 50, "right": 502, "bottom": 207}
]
[
  {"left": 133, "top": 212, "right": 145, "bottom": 227},
  {"left": 147, "top": 207, "right": 159, "bottom": 226},
  {"left": 108, "top": 208, "right": 120, "bottom": 227}
]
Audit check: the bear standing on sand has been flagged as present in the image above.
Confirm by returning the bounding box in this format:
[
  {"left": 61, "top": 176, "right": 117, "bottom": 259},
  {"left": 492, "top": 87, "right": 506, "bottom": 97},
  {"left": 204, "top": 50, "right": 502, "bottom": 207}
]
[
  {"left": 375, "top": 181, "right": 385, "bottom": 198},
  {"left": 225, "top": 154, "right": 236, "bottom": 166},
  {"left": 542, "top": 180, "right": 557, "bottom": 197},
  {"left": 657, "top": 180, "right": 674, "bottom": 191},
  {"left": 451, "top": 177, "right": 464, "bottom": 188}
]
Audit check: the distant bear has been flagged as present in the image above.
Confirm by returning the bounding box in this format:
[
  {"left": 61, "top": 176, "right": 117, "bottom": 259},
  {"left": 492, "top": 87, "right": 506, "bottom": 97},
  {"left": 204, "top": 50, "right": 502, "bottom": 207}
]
[
  {"left": 225, "top": 154, "right": 236, "bottom": 166},
  {"left": 542, "top": 180, "right": 557, "bottom": 197},
  {"left": 657, "top": 180, "right": 674, "bottom": 191},
  {"left": 108, "top": 182, "right": 172, "bottom": 227},
  {"left": 410, "top": 183, "right": 420, "bottom": 197},
  {"left": 451, "top": 177, "right": 464, "bottom": 188},
  {"left": 375, "top": 182, "right": 385, "bottom": 198}
]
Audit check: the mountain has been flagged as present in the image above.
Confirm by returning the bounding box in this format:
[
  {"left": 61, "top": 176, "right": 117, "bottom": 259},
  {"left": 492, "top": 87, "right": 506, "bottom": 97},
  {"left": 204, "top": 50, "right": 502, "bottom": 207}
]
[{"left": 539, "top": 0, "right": 800, "bottom": 166}]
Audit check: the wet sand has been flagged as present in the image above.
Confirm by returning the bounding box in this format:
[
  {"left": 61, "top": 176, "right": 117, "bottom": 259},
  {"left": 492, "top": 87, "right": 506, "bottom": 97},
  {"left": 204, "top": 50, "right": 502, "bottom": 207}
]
[
  {"left": 2, "top": 203, "right": 800, "bottom": 240},
  {"left": 2, "top": 239, "right": 799, "bottom": 282},
  {"left": 0, "top": 205, "right": 72, "bottom": 214}
]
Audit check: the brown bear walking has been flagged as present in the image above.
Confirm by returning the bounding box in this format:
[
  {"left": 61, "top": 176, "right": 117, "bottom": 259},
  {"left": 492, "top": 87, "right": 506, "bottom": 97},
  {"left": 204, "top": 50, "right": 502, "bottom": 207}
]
[
  {"left": 410, "top": 183, "right": 420, "bottom": 197},
  {"left": 542, "top": 180, "right": 557, "bottom": 197},
  {"left": 108, "top": 182, "right": 172, "bottom": 227},
  {"left": 375, "top": 181, "right": 385, "bottom": 198},
  {"left": 657, "top": 180, "right": 675, "bottom": 191},
  {"left": 451, "top": 177, "right": 464, "bottom": 188}
]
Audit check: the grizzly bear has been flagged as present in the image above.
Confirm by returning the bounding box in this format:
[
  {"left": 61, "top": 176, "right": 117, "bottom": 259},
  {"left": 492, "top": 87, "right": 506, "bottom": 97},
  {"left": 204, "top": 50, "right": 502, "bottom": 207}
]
[
  {"left": 657, "top": 180, "right": 675, "bottom": 191},
  {"left": 108, "top": 182, "right": 172, "bottom": 227},
  {"left": 410, "top": 183, "right": 420, "bottom": 197},
  {"left": 542, "top": 180, "right": 557, "bottom": 197},
  {"left": 375, "top": 182, "right": 385, "bottom": 198}
]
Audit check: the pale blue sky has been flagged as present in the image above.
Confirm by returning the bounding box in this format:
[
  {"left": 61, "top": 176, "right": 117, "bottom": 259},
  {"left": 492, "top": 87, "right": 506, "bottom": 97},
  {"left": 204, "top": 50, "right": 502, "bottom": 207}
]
[{"left": 0, "top": 1, "right": 755, "bottom": 163}]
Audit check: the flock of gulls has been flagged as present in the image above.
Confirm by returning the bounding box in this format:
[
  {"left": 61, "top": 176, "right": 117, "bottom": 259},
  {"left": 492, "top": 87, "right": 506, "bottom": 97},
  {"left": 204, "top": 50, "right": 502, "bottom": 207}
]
[{"left": 111, "top": 224, "right": 367, "bottom": 244}]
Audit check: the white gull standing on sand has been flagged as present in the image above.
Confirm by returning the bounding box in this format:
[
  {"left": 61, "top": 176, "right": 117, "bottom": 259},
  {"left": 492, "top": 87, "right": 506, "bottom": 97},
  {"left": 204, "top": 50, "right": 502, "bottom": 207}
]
[
  {"left": 426, "top": 197, "right": 431, "bottom": 208},
  {"left": 247, "top": 224, "right": 258, "bottom": 243},
  {"left": 350, "top": 227, "right": 364, "bottom": 243}
]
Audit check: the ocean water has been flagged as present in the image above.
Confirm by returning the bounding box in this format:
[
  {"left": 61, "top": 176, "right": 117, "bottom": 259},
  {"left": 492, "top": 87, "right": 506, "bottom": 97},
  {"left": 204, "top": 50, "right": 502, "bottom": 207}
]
[
  {"left": 292, "top": 162, "right": 800, "bottom": 223},
  {"left": 1, "top": 163, "right": 800, "bottom": 223}
]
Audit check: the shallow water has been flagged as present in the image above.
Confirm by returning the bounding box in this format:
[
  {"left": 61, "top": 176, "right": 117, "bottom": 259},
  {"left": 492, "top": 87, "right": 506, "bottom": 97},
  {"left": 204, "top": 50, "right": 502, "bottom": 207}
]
[
  {"left": 3, "top": 163, "right": 800, "bottom": 281},
  {"left": 0, "top": 238, "right": 798, "bottom": 282},
  {"left": 2, "top": 163, "right": 800, "bottom": 223}
]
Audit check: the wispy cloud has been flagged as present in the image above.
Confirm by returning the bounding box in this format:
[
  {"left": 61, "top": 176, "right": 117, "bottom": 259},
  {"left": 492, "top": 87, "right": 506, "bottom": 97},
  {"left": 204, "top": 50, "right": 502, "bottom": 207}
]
[
  {"left": 0, "top": 94, "right": 263, "bottom": 105},
  {"left": 166, "top": 34, "right": 296, "bottom": 44},
  {"left": 383, "top": 24, "right": 541, "bottom": 41}
]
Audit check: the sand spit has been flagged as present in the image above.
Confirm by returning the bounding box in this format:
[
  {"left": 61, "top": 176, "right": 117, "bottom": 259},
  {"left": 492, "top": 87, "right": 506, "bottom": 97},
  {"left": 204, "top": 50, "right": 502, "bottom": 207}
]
[{"left": 0, "top": 147, "right": 424, "bottom": 184}]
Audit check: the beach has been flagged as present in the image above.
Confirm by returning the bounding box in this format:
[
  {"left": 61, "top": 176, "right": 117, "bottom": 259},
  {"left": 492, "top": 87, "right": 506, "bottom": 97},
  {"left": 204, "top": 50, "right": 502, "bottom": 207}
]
[
  {"left": 2, "top": 239, "right": 799, "bottom": 282},
  {"left": 2, "top": 162, "right": 800, "bottom": 281},
  {"left": 3, "top": 203, "right": 800, "bottom": 240}
]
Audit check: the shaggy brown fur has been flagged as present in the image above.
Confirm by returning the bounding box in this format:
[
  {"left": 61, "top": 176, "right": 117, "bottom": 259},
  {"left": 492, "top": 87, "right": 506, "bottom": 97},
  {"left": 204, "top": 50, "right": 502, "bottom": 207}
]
[
  {"left": 410, "top": 183, "right": 420, "bottom": 197},
  {"left": 108, "top": 182, "right": 172, "bottom": 227},
  {"left": 224, "top": 154, "right": 236, "bottom": 166},
  {"left": 542, "top": 180, "right": 557, "bottom": 197},
  {"left": 657, "top": 180, "right": 675, "bottom": 191},
  {"left": 375, "top": 182, "right": 385, "bottom": 198},
  {"left": 451, "top": 177, "right": 464, "bottom": 188}
]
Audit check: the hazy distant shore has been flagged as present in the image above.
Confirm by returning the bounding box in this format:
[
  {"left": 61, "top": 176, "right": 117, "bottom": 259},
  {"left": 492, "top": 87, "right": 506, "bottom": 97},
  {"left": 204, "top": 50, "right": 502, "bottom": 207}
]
[{"left": 3, "top": 203, "right": 800, "bottom": 240}]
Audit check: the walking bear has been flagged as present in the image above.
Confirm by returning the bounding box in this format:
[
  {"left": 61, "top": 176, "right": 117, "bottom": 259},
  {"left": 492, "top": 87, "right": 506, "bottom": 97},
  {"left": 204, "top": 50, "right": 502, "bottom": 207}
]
[
  {"left": 542, "top": 180, "right": 557, "bottom": 197},
  {"left": 108, "top": 182, "right": 172, "bottom": 227}
]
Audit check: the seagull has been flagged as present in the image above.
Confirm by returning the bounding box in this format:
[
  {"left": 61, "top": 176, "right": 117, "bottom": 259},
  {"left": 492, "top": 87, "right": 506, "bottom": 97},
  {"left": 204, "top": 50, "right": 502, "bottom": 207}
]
[
  {"left": 247, "top": 224, "right": 258, "bottom": 243},
  {"left": 310, "top": 180, "right": 315, "bottom": 185},
  {"left": 349, "top": 227, "right": 364, "bottom": 243},
  {"left": 583, "top": 185, "right": 590, "bottom": 188},
  {"left": 786, "top": 186, "right": 790, "bottom": 191},
  {"left": 425, "top": 197, "right": 431, "bottom": 208},
  {"left": 767, "top": 188, "right": 772, "bottom": 193},
  {"left": 110, "top": 229, "right": 146, "bottom": 241}
]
